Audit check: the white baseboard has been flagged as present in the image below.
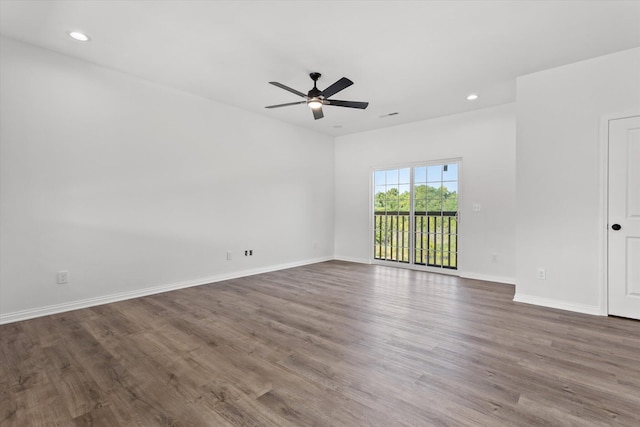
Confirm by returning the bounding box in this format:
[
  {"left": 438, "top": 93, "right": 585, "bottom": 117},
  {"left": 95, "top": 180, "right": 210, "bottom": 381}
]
[
  {"left": 5, "top": 258, "right": 605, "bottom": 324},
  {"left": 333, "top": 255, "right": 371, "bottom": 264},
  {"left": 458, "top": 271, "right": 515, "bottom": 285},
  {"left": 0, "top": 256, "right": 333, "bottom": 325},
  {"left": 513, "top": 293, "right": 604, "bottom": 316}
]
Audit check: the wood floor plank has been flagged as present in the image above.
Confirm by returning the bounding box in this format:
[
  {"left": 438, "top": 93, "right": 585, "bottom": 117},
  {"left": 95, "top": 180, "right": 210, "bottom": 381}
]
[{"left": 1, "top": 260, "right": 639, "bottom": 426}]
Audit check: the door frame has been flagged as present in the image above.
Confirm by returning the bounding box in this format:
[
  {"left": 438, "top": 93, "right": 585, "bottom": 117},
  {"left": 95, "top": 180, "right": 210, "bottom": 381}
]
[
  {"left": 599, "top": 111, "right": 640, "bottom": 316},
  {"left": 369, "top": 157, "right": 463, "bottom": 275}
]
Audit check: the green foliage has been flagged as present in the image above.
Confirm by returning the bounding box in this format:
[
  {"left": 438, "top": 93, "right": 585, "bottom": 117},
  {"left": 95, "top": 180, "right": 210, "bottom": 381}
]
[
  {"left": 373, "top": 185, "right": 458, "bottom": 268},
  {"left": 374, "top": 185, "right": 457, "bottom": 212}
]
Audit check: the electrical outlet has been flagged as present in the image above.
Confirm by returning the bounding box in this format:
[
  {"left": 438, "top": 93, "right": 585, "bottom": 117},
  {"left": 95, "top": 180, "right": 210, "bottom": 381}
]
[
  {"left": 536, "top": 268, "right": 546, "bottom": 280},
  {"left": 226, "top": 251, "right": 232, "bottom": 261},
  {"left": 57, "top": 270, "right": 68, "bottom": 284},
  {"left": 472, "top": 203, "right": 481, "bottom": 212}
]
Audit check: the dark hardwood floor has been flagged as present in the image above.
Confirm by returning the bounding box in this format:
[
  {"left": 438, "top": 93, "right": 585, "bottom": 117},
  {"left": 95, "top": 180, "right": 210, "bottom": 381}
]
[{"left": 1, "top": 260, "right": 639, "bottom": 426}]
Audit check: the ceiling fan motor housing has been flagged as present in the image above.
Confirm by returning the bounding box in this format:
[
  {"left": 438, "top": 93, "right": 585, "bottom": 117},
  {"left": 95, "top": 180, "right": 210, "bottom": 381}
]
[{"left": 308, "top": 72, "right": 322, "bottom": 98}]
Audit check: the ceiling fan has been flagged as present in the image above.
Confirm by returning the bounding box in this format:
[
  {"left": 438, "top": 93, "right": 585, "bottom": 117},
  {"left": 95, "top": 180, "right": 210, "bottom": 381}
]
[{"left": 265, "top": 72, "right": 369, "bottom": 120}]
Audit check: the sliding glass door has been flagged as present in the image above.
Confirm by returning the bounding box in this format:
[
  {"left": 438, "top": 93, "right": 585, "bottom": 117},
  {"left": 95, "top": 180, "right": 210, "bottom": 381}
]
[{"left": 373, "top": 161, "right": 459, "bottom": 270}]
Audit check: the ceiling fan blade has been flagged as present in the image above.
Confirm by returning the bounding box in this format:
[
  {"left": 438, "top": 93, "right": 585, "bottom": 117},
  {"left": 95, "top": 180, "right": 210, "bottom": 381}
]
[
  {"left": 265, "top": 101, "right": 307, "bottom": 109},
  {"left": 325, "top": 99, "right": 369, "bottom": 109},
  {"left": 269, "top": 81, "right": 307, "bottom": 98},
  {"left": 320, "top": 77, "right": 353, "bottom": 98},
  {"left": 312, "top": 107, "right": 324, "bottom": 120}
]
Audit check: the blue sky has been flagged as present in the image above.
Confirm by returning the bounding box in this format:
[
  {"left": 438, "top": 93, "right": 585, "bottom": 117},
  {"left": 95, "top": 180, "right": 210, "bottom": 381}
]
[{"left": 374, "top": 164, "right": 459, "bottom": 194}]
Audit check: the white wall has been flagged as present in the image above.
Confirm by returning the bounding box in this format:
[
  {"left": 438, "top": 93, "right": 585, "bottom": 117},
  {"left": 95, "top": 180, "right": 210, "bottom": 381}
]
[
  {"left": 5, "top": 36, "right": 635, "bottom": 325},
  {"left": 515, "top": 47, "right": 640, "bottom": 314},
  {"left": 0, "top": 37, "right": 335, "bottom": 322},
  {"left": 334, "top": 104, "right": 516, "bottom": 283}
]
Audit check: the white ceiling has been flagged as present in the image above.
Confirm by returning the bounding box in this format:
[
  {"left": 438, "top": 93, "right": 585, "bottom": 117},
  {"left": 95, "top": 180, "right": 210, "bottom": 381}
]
[{"left": 1, "top": 0, "right": 639, "bottom": 137}]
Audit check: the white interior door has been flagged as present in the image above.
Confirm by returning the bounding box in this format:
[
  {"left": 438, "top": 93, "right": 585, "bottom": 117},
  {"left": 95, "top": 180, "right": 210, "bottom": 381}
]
[{"left": 608, "top": 115, "right": 640, "bottom": 320}]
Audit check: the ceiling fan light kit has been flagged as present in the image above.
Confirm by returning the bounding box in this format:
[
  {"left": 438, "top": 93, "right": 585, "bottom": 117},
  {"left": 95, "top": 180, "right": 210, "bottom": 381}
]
[
  {"left": 307, "top": 98, "right": 323, "bottom": 109},
  {"left": 266, "top": 72, "right": 369, "bottom": 120}
]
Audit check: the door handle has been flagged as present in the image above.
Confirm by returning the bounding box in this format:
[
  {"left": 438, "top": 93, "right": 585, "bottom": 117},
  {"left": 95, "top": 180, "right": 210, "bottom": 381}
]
[{"left": 611, "top": 224, "right": 622, "bottom": 231}]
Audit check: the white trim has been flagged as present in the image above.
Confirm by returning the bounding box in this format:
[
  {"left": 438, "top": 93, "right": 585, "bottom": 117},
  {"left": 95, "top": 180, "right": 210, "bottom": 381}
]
[
  {"left": 513, "top": 293, "right": 603, "bottom": 316},
  {"left": 599, "top": 111, "right": 640, "bottom": 317},
  {"left": 334, "top": 255, "right": 371, "bottom": 264},
  {"left": 598, "top": 114, "right": 609, "bottom": 316},
  {"left": 458, "top": 271, "right": 515, "bottom": 285},
  {"left": 0, "top": 256, "right": 333, "bottom": 325},
  {"left": 369, "top": 158, "right": 463, "bottom": 268},
  {"left": 369, "top": 167, "right": 374, "bottom": 263}
]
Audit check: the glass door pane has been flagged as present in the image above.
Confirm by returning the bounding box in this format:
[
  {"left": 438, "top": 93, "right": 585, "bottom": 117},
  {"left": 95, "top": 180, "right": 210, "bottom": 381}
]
[
  {"left": 414, "top": 162, "right": 458, "bottom": 269},
  {"left": 373, "top": 167, "right": 411, "bottom": 263}
]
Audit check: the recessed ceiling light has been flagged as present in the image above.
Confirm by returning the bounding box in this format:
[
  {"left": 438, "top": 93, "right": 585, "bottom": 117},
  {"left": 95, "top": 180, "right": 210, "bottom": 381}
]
[
  {"left": 466, "top": 94, "right": 479, "bottom": 101},
  {"left": 68, "top": 31, "right": 90, "bottom": 42}
]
